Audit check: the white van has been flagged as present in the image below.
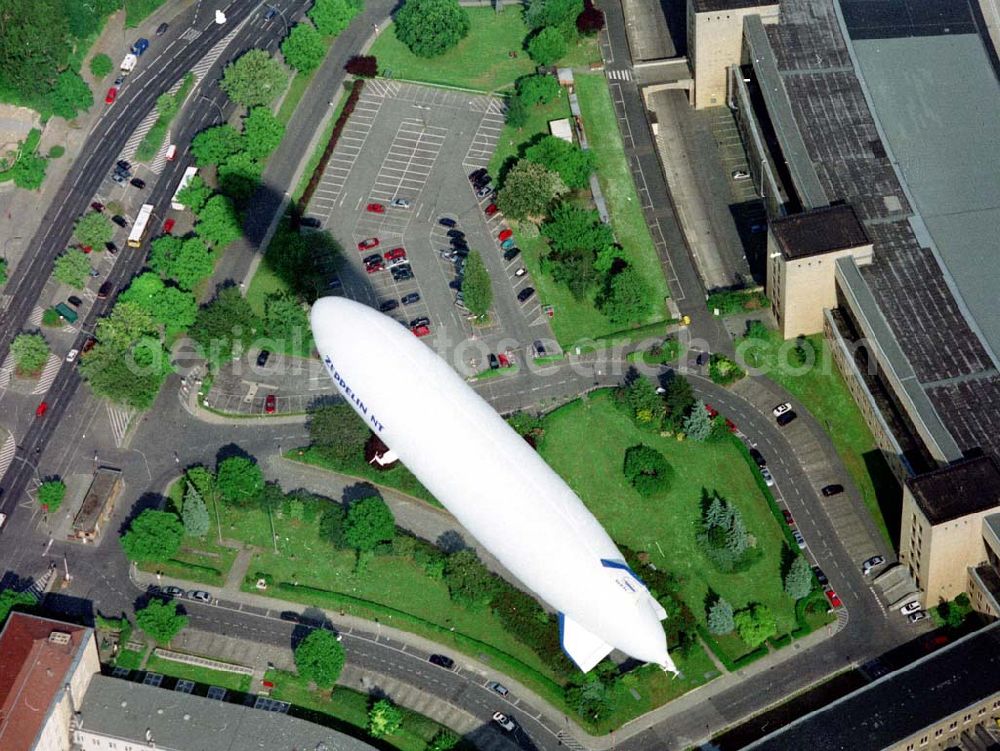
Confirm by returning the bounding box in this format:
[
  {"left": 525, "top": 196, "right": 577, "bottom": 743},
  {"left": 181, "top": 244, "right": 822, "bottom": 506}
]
[{"left": 165, "top": 144, "right": 177, "bottom": 161}]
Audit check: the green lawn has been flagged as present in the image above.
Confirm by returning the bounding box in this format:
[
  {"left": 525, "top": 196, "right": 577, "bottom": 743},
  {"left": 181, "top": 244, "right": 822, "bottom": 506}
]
[
  {"left": 115, "top": 648, "right": 144, "bottom": 670},
  {"left": 539, "top": 392, "right": 801, "bottom": 659},
  {"left": 371, "top": 8, "right": 598, "bottom": 92},
  {"left": 145, "top": 653, "right": 252, "bottom": 693},
  {"left": 739, "top": 330, "right": 899, "bottom": 546}
]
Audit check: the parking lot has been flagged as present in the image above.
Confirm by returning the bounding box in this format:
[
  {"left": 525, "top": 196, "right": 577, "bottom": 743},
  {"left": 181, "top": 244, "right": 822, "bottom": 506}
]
[{"left": 305, "top": 80, "right": 556, "bottom": 373}]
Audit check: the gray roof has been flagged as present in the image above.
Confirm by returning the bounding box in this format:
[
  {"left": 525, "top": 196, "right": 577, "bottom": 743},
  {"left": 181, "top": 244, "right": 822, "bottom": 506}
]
[
  {"left": 907, "top": 455, "right": 1000, "bottom": 525},
  {"left": 691, "top": 0, "right": 775, "bottom": 12},
  {"left": 77, "top": 676, "right": 378, "bottom": 751},
  {"left": 745, "top": 621, "right": 1000, "bottom": 750},
  {"left": 771, "top": 204, "right": 868, "bottom": 259}
]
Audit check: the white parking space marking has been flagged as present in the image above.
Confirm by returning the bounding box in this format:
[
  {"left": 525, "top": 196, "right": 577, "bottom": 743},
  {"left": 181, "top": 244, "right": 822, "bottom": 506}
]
[{"left": 463, "top": 98, "right": 506, "bottom": 170}]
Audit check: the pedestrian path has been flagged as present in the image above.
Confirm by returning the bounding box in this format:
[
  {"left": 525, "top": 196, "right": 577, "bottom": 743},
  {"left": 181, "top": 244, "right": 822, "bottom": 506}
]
[
  {"left": 0, "top": 354, "right": 13, "bottom": 389},
  {"left": 28, "top": 306, "right": 44, "bottom": 327},
  {"left": 31, "top": 354, "right": 61, "bottom": 395},
  {"left": 606, "top": 68, "right": 633, "bottom": 81},
  {"left": 106, "top": 403, "right": 135, "bottom": 447},
  {"left": 0, "top": 434, "right": 16, "bottom": 480}
]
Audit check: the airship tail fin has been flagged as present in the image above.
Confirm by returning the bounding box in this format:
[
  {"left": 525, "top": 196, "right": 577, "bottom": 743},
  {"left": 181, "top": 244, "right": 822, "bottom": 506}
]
[{"left": 558, "top": 612, "right": 613, "bottom": 672}]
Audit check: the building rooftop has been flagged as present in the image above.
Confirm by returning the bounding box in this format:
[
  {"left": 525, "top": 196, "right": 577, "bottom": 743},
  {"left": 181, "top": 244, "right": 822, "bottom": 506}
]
[
  {"left": 692, "top": 0, "right": 775, "bottom": 12},
  {"left": 745, "top": 621, "right": 1000, "bottom": 750},
  {"left": 907, "top": 455, "right": 1000, "bottom": 525},
  {"left": 771, "top": 204, "right": 869, "bottom": 260},
  {"left": 755, "top": 0, "right": 1000, "bottom": 463},
  {"left": 0, "top": 613, "right": 92, "bottom": 751},
  {"left": 77, "top": 676, "right": 379, "bottom": 751},
  {"left": 72, "top": 466, "right": 121, "bottom": 535}
]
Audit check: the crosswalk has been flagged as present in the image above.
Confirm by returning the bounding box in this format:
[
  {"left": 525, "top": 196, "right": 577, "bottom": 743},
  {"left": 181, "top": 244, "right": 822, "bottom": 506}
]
[
  {"left": 120, "top": 107, "right": 160, "bottom": 164},
  {"left": 0, "top": 354, "right": 13, "bottom": 389},
  {"left": 107, "top": 403, "right": 135, "bottom": 447},
  {"left": 606, "top": 68, "right": 633, "bottom": 81},
  {"left": 31, "top": 354, "right": 61, "bottom": 395},
  {"left": 0, "top": 434, "right": 16, "bottom": 480},
  {"left": 28, "top": 306, "right": 44, "bottom": 327}
]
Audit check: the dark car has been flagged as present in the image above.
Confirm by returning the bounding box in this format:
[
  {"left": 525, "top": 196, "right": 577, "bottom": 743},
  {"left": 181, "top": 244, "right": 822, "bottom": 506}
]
[
  {"left": 503, "top": 247, "right": 521, "bottom": 261},
  {"left": 487, "top": 681, "right": 510, "bottom": 697},
  {"left": 517, "top": 287, "right": 535, "bottom": 303},
  {"left": 116, "top": 159, "right": 131, "bottom": 172},
  {"left": 776, "top": 410, "right": 797, "bottom": 427},
  {"left": 111, "top": 215, "right": 128, "bottom": 228},
  {"left": 428, "top": 654, "right": 455, "bottom": 670},
  {"left": 67, "top": 296, "right": 83, "bottom": 308},
  {"left": 488, "top": 353, "right": 499, "bottom": 370},
  {"left": 256, "top": 349, "right": 270, "bottom": 367},
  {"left": 401, "top": 292, "right": 421, "bottom": 305},
  {"left": 131, "top": 37, "right": 149, "bottom": 56},
  {"left": 450, "top": 237, "right": 469, "bottom": 249},
  {"left": 392, "top": 265, "right": 414, "bottom": 281},
  {"left": 300, "top": 216, "right": 322, "bottom": 228},
  {"left": 468, "top": 167, "right": 488, "bottom": 183},
  {"left": 264, "top": 6, "right": 278, "bottom": 19},
  {"left": 749, "top": 448, "right": 766, "bottom": 468},
  {"left": 812, "top": 566, "right": 828, "bottom": 586},
  {"left": 130, "top": 177, "right": 145, "bottom": 189},
  {"left": 438, "top": 217, "right": 457, "bottom": 228},
  {"left": 97, "top": 281, "right": 113, "bottom": 299},
  {"left": 379, "top": 299, "right": 399, "bottom": 313},
  {"left": 449, "top": 278, "right": 462, "bottom": 290},
  {"left": 162, "top": 586, "right": 184, "bottom": 598},
  {"left": 90, "top": 201, "right": 104, "bottom": 212},
  {"left": 279, "top": 611, "right": 301, "bottom": 623},
  {"left": 363, "top": 253, "right": 382, "bottom": 266},
  {"left": 156, "top": 22, "right": 169, "bottom": 35},
  {"left": 410, "top": 316, "right": 430, "bottom": 329},
  {"left": 105, "top": 241, "right": 117, "bottom": 254},
  {"left": 821, "top": 484, "right": 844, "bottom": 497},
  {"left": 446, "top": 229, "right": 465, "bottom": 239}
]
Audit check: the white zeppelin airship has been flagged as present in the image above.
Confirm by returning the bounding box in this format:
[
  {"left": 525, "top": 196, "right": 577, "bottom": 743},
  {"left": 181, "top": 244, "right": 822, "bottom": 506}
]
[{"left": 311, "top": 297, "right": 676, "bottom": 673}]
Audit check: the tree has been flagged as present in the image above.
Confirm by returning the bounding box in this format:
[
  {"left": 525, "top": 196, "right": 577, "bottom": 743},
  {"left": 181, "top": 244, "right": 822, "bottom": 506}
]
[
  {"left": 345, "top": 55, "right": 378, "bottom": 78},
  {"left": 74, "top": 211, "right": 114, "bottom": 249},
  {"left": 516, "top": 74, "right": 562, "bottom": 106},
  {"left": 547, "top": 246, "right": 599, "bottom": 300},
  {"left": 215, "top": 456, "right": 264, "bottom": 507},
  {"left": 49, "top": 71, "right": 93, "bottom": 120},
  {"left": 617, "top": 376, "right": 664, "bottom": 426},
  {"left": 11, "top": 333, "right": 49, "bottom": 376},
  {"left": 149, "top": 235, "right": 184, "bottom": 278},
  {"left": 394, "top": 0, "right": 470, "bottom": 58},
  {"left": 708, "top": 353, "right": 745, "bottom": 385},
  {"left": 264, "top": 225, "right": 341, "bottom": 301},
  {"left": 344, "top": 495, "right": 396, "bottom": 552},
  {"left": 663, "top": 375, "right": 694, "bottom": 428},
  {"left": 216, "top": 150, "right": 263, "bottom": 204},
  {"left": 11, "top": 149, "right": 47, "bottom": 190},
  {"left": 220, "top": 49, "right": 288, "bottom": 108},
  {"left": 368, "top": 698, "right": 404, "bottom": 738},
  {"left": 597, "top": 266, "right": 652, "bottom": 325},
  {"left": 526, "top": 0, "right": 584, "bottom": 32},
  {"left": 282, "top": 23, "right": 326, "bottom": 73},
  {"left": 542, "top": 204, "right": 614, "bottom": 255},
  {"left": 528, "top": 27, "right": 568, "bottom": 66},
  {"left": 707, "top": 596, "right": 735, "bottom": 635},
  {"left": 191, "top": 125, "right": 246, "bottom": 167},
  {"left": 524, "top": 135, "right": 595, "bottom": 190},
  {"left": 576, "top": 2, "right": 605, "bottom": 35},
  {"left": 89, "top": 53, "right": 113, "bottom": 79},
  {"left": 497, "top": 160, "right": 565, "bottom": 221},
  {"left": 319, "top": 504, "right": 348, "bottom": 548},
  {"left": 443, "top": 549, "right": 499, "bottom": 610},
  {"left": 156, "top": 90, "right": 179, "bottom": 122},
  {"left": 181, "top": 483, "right": 210, "bottom": 537},
  {"left": 784, "top": 556, "right": 813, "bottom": 600},
  {"left": 733, "top": 604, "right": 777, "bottom": 648},
  {"left": 135, "top": 599, "right": 189, "bottom": 644},
  {"left": 683, "top": 400, "right": 713, "bottom": 441},
  {"left": 38, "top": 479, "right": 66, "bottom": 514},
  {"left": 505, "top": 93, "right": 528, "bottom": 128},
  {"left": 294, "top": 628, "right": 346, "bottom": 687},
  {"left": 175, "top": 175, "right": 212, "bottom": 214},
  {"left": 188, "top": 286, "right": 259, "bottom": 365},
  {"left": 53, "top": 249, "right": 91, "bottom": 289},
  {"left": 309, "top": 0, "right": 357, "bottom": 36},
  {"left": 308, "top": 402, "right": 371, "bottom": 464},
  {"left": 566, "top": 672, "right": 614, "bottom": 721},
  {"left": 153, "top": 286, "right": 198, "bottom": 330},
  {"left": 243, "top": 107, "right": 286, "bottom": 160},
  {"left": 119, "top": 272, "right": 165, "bottom": 315},
  {"left": 461, "top": 250, "right": 493, "bottom": 320},
  {"left": 0, "top": 589, "right": 37, "bottom": 625},
  {"left": 264, "top": 292, "right": 309, "bottom": 341},
  {"left": 622, "top": 444, "right": 674, "bottom": 496},
  {"left": 196, "top": 194, "right": 242, "bottom": 248},
  {"left": 172, "top": 237, "right": 216, "bottom": 291},
  {"left": 120, "top": 510, "right": 184, "bottom": 563},
  {"left": 427, "top": 729, "right": 460, "bottom": 751}
]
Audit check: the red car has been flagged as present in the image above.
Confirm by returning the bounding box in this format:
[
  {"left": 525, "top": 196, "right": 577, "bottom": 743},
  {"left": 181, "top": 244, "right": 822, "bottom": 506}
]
[
  {"left": 357, "top": 237, "right": 380, "bottom": 251},
  {"left": 782, "top": 509, "right": 794, "bottom": 525},
  {"left": 35, "top": 402, "right": 48, "bottom": 418},
  {"left": 365, "top": 259, "right": 384, "bottom": 274},
  {"left": 485, "top": 203, "right": 498, "bottom": 217},
  {"left": 498, "top": 228, "right": 513, "bottom": 242},
  {"left": 163, "top": 218, "right": 175, "bottom": 233},
  {"left": 412, "top": 325, "right": 431, "bottom": 337},
  {"left": 498, "top": 353, "right": 510, "bottom": 368},
  {"left": 705, "top": 404, "right": 719, "bottom": 418},
  {"left": 80, "top": 245, "right": 93, "bottom": 254},
  {"left": 384, "top": 247, "right": 406, "bottom": 261},
  {"left": 265, "top": 394, "right": 276, "bottom": 414},
  {"left": 105, "top": 87, "right": 118, "bottom": 104},
  {"left": 366, "top": 203, "right": 385, "bottom": 214},
  {"left": 91, "top": 202, "right": 104, "bottom": 212},
  {"left": 825, "top": 588, "right": 842, "bottom": 608}
]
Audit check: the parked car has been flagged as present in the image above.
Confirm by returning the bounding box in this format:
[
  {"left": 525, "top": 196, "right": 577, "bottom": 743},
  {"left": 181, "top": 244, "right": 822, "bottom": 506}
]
[
  {"left": 391, "top": 198, "right": 411, "bottom": 208},
  {"left": 363, "top": 253, "right": 382, "bottom": 266},
  {"left": 131, "top": 37, "right": 149, "bottom": 56},
  {"left": 117, "top": 159, "right": 132, "bottom": 172},
  {"left": 111, "top": 172, "right": 126, "bottom": 185},
  {"left": 279, "top": 611, "right": 301, "bottom": 623},
  {"left": 265, "top": 394, "right": 276, "bottom": 414},
  {"left": 366, "top": 202, "right": 385, "bottom": 213},
  {"left": 264, "top": 6, "right": 277, "bottom": 19},
  {"left": 384, "top": 247, "right": 407, "bottom": 261},
  {"left": 517, "top": 287, "right": 535, "bottom": 303},
  {"left": 67, "top": 296, "right": 83, "bottom": 308},
  {"left": 488, "top": 353, "right": 499, "bottom": 370},
  {"left": 749, "top": 448, "right": 766, "bottom": 467},
  {"left": 772, "top": 402, "right": 792, "bottom": 417},
  {"left": 187, "top": 590, "right": 212, "bottom": 603},
  {"left": 401, "top": 292, "right": 421, "bottom": 305},
  {"left": 156, "top": 22, "right": 169, "bottom": 35},
  {"left": 498, "top": 228, "right": 513, "bottom": 242},
  {"left": 782, "top": 509, "right": 794, "bottom": 525},
  {"left": 105, "top": 87, "right": 118, "bottom": 104},
  {"left": 908, "top": 610, "right": 928, "bottom": 623},
  {"left": 365, "top": 259, "right": 384, "bottom": 274},
  {"left": 300, "top": 216, "right": 322, "bottom": 228},
  {"left": 446, "top": 229, "right": 464, "bottom": 239},
  {"left": 130, "top": 177, "right": 145, "bottom": 189},
  {"left": 162, "top": 586, "right": 185, "bottom": 598},
  {"left": 91, "top": 201, "right": 104, "bottom": 212},
  {"left": 82, "top": 337, "right": 98, "bottom": 353},
  {"left": 532, "top": 340, "right": 547, "bottom": 357},
  {"left": 485, "top": 203, "right": 498, "bottom": 216},
  {"left": 438, "top": 217, "right": 457, "bottom": 227},
  {"left": 862, "top": 555, "right": 886, "bottom": 575},
  {"left": 760, "top": 467, "right": 775, "bottom": 487},
  {"left": 487, "top": 681, "right": 509, "bottom": 697},
  {"left": 476, "top": 185, "right": 493, "bottom": 199},
  {"left": 812, "top": 566, "right": 828, "bottom": 586},
  {"left": 428, "top": 654, "right": 455, "bottom": 670},
  {"left": 468, "top": 167, "right": 488, "bottom": 183},
  {"left": 900, "top": 600, "right": 922, "bottom": 615},
  {"left": 498, "top": 353, "right": 511, "bottom": 368},
  {"left": 105, "top": 241, "right": 117, "bottom": 254},
  {"left": 163, "top": 218, "right": 175, "bottom": 233},
  {"left": 514, "top": 266, "right": 527, "bottom": 277},
  {"left": 392, "top": 265, "right": 413, "bottom": 281},
  {"left": 97, "top": 282, "right": 113, "bottom": 299},
  {"left": 378, "top": 299, "right": 399, "bottom": 314},
  {"left": 792, "top": 530, "right": 807, "bottom": 549},
  {"left": 412, "top": 325, "right": 431, "bottom": 337},
  {"left": 256, "top": 350, "right": 270, "bottom": 367},
  {"left": 111, "top": 215, "right": 128, "bottom": 228},
  {"left": 357, "top": 237, "right": 380, "bottom": 250},
  {"left": 825, "top": 588, "right": 842, "bottom": 608},
  {"left": 821, "top": 484, "right": 844, "bottom": 497},
  {"left": 65, "top": 348, "right": 79, "bottom": 363},
  {"left": 776, "top": 410, "right": 798, "bottom": 427},
  {"left": 409, "top": 316, "right": 430, "bottom": 329},
  {"left": 500, "top": 238, "right": 516, "bottom": 250},
  {"left": 731, "top": 169, "right": 751, "bottom": 180},
  {"left": 492, "top": 712, "right": 516, "bottom": 732}
]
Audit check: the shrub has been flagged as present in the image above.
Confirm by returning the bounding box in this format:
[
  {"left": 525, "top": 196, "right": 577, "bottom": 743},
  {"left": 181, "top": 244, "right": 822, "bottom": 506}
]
[
  {"left": 516, "top": 74, "right": 562, "bottom": 106},
  {"left": 734, "top": 603, "right": 777, "bottom": 648},
  {"left": 345, "top": 55, "right": 378, "bottom": 77},
  {"left": 48, "top": 145, "right": 65, "bottom": 158},
  {"left": 709, "top": 353, "right": 745, "bottom": 385},
  {"left": 707, "top": 596, "right": 734, "bottom": 635},
  {"left": 89, "top": 53, "right": 114, "bottom": 79},
  {"left": 622, "top": 444, "right": 674, "bottom": 496},
  {"left": 42, "top": 309, "right": 61, "bottom": 327},
  {"left": 527, "top": 27, "right": 567, "bottom": 66},
  {"left": 394, "top": 0, "right": 470, "bottom": 58}
]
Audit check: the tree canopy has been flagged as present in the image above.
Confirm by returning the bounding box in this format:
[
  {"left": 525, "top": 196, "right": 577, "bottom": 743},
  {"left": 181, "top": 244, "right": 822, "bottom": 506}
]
[
  {"left": 89, "top": 53, "right": 112, "bottom": 78},
  {"left": 174, "top": 175, "right": 212, "bottom": 214},
  {"left": 11, "top": 333, "right": 49, "bottom": 375},
  {"left": 220, "top": 49, "right": 288, "bottom": 108},
  {"left": 74, "top": 211, "right": 114, "bottom": 249},
  {"left": 525, "top": 0, "right": 584, "bottom": 33},
  {"left": 524, "top": 136, "right": 595, "bottom": 190},
  {"left": 394, "top": 0, "right": 470, "bottom": 58},
  {"left": 733, "top": 603, "right": 777, "bottom": 648},
  {"left": 38, "top": 479, "right": 66, "bottom": 514},
  {"left": 181, "top": 483, "right": 210, "bottom": 537},
  {"left": 0, "top": 589, "right": 37, "bottom": 625},
  {"left": 516, "top": 74, "right": 562, "bottom": 106},
  {"left": 527, "top": 26, "right": 567, "bottom": 66},
  {"left": 596, "top": 265, "right": 652, "bottom": 325},
  {"left": 243, "top": 107, "right": 286, "bottom": 160},
  {"left": 443, "top": 549, "right": 499, "bottom": 611},
  {"left": 196, "top": 195, "right": 242, "bottom": 248},
  {"left": 683, "top": 400, "right": 713, "bottom": 441},
  {"left": 497, "top": 160, "right": 565, "bottom": 221},
  {"left": 294, "top": 628, "right": 346, "bottom": 688},
  {"left": 191, "top": 125, "right": 246, "bottom": 167},
  {"left": 282, "top": 23, "right": 326, "bottom": 72},
  {"left": 707, "top": 596, "right": 734, "bottom": 635},
  {"left": 308, "top": 402, "right": 371, "bottom": 465},
  {"left": 367, "top": 699, "right": 404, "bottom": 738},
  {"left": 784, "top": 556, "right": 813, "bottom": 600},
  {"left": 215, "top": 456, "right": 264, "bottom": 507},
  {"left": 344, "top": 495, "right": 396, "bottom": 551},
  {"left": 135, "top": 599, "right": 189, "bottom": 644},
  {"left": 308, "top": 0, "right": 358, "bottom": 36},
  {"left": 120, "top": 510, "right": 184, "bottom": 563},
  {"left": 188, "top": 286, "right": 259, "bottom": 365},
  {"left": 460, "top": 250, "right": 493, "bottom": 320},
  {"left": 622, "top": 444, "right": 674, "bottom": 496},
  {"left": 53, "top": 249, "right": 91, "bottom": 289}
]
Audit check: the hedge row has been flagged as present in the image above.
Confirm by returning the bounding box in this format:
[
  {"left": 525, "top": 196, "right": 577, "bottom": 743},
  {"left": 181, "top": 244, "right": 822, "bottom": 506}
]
[{"left": 297, "top": 79, "right": 364, "bottom": 213}]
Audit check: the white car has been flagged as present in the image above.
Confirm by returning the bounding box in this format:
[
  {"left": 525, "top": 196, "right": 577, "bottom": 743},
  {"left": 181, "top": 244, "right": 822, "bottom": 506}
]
[
  {"left": 792, "top": 530, "right": 806, "bottom": 549},
  {"left": 492, "top": 712, "right": 515, "bottom": 732},
  {"left": 731, "top": 169, "right": 751, "bottom": 180},
  {"left": 772, "top": 402, "right": 792, "bottom": 418},
  {"left": 899, "top": 600, "right": 922, "bottom": 615},
  {"left": 760, "top": 467, "right": 775, "bottom": 487},
  {"left": 0, "top": 512, "right": 6, "bottom": 529},
  {"left": 908, "top": 610, "right": 928, "bottom": 623},
  {"left": 66, "top": 348, "right": 79, "bottom": 363},
  {"left": 861, "top": 555, "right": 886, "bottom": 576},
  {"left": 391, "top": 198, "right": 410, "bottom": 209}
]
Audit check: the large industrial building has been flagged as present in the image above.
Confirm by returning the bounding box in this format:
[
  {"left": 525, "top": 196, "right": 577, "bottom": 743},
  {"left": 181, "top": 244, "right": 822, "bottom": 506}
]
[{"left": 681, "top": 0, "right": 1000, "bottom": 614}]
